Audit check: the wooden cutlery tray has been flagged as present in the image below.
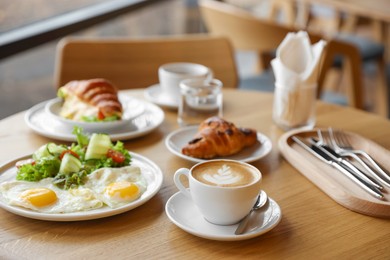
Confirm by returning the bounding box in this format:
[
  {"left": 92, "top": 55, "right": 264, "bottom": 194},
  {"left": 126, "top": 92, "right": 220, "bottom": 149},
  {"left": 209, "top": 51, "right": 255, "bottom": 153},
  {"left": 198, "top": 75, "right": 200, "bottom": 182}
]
[{"left": 279, "top": 128, "right": 390, "bottom": 218}]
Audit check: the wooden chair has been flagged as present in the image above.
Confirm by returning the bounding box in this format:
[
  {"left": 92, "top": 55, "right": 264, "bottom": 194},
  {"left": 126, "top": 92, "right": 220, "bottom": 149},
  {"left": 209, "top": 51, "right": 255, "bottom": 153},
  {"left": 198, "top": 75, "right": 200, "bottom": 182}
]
[
  {"left": 199, "top": 0, "right": 385, "bottom": 113},
  {"left": 200, "top": 0, "right": 294, "bottom": 73},
  {"left": 266, "top": 0, "right": 388, "bottom": 117},
  {"left": 54, "top": 34, "right": 239, "bottom": 89}
]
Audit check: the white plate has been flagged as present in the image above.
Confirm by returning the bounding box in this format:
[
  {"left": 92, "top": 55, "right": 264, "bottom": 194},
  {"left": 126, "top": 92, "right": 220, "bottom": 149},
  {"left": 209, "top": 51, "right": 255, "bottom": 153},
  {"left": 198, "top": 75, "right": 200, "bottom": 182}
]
[
  {"left": 45, "top": 94, "right": 145, "bottom": 132},
  {"left": 25, "top": 98, "right": 165, "bottom": 141},
  {"left": 0, "top": 153, "right": 163, "bottom": 221},
  {"left": 165, "top": 126, "right": 273, "bottom": 163},
  {"left": 144, "top": 84, "right": 179, "bottom": 109},
  {"left": 165, "top": 191, "right": 282, "bottom": 241}
]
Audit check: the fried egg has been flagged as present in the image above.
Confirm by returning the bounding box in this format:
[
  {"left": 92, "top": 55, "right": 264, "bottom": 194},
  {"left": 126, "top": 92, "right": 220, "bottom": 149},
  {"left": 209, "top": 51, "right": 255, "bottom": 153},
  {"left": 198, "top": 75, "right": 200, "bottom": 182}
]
[
  {"left": 84, "top": 166, "right": 147, "bottom": 208},
  {"left": 0, "top": 178, "right": 103, "bottom": 213}
]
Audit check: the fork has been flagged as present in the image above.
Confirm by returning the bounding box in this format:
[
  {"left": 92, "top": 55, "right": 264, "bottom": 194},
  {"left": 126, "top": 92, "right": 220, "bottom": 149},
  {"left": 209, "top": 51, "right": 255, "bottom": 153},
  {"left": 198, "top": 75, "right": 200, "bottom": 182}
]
[
  {"left": 328, "top": 127, "right": 390, "bottom": 186},
  {"left": 315, "top": 130, "right": 383, "bottom": 190}
]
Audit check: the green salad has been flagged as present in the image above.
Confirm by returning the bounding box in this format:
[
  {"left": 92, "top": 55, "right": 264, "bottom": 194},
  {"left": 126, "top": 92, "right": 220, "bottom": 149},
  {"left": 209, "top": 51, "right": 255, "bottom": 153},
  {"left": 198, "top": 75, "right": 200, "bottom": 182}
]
[{"left": 16, "top": 127, "right": 131, "bottom": 189}]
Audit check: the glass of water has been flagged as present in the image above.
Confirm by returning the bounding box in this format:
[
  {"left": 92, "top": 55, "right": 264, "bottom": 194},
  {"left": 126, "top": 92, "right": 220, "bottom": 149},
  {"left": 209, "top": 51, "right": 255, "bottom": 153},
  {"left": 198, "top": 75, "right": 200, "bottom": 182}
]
[{"left": 178, "top": 78, "right": 223, "bottom": 127}]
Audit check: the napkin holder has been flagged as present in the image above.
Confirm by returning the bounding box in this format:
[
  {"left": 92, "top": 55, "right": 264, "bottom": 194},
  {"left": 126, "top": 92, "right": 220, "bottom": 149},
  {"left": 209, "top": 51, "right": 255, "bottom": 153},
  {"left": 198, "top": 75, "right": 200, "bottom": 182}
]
[{"left": 272, "top": 31, "right": 326, "bottom": 130}]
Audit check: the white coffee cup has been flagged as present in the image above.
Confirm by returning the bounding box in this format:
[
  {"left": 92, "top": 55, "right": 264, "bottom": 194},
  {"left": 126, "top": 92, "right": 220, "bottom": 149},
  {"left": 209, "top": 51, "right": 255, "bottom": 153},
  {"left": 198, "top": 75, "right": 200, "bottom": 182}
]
[
  {"left": 174, "top": 160, "right": 262, "bottom": 225},
  {"left": 158, "top": 62, "right": 212, "bottom": 102}
]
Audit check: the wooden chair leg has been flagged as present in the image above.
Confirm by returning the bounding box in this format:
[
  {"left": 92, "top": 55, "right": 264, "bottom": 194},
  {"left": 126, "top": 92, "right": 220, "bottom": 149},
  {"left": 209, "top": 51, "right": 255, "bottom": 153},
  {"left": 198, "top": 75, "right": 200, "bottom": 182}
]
[
  {"left": 253, "top": 51, "right": 274, "bottom": 73},
  {"left": 341, "top": 14, "right": 358, "bottom": 33},
  {"left": 344, "top": 55, "right": 365, "bottom": 109},
  {"left": 373, "top": 57, "right": 389, "bottom": 117},
  {"left": 320, "top": 40, "right": 365, "bottom": 110},
  {"left": 255, "top": 52, "right": 266, "bottom": 73}
]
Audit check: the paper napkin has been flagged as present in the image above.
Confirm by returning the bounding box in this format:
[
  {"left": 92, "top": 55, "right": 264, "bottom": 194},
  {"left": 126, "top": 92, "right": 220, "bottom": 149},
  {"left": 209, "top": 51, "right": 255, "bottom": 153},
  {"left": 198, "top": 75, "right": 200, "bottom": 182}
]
[{"left": 271, "top": 31, "right": 326, "bottom": 129}]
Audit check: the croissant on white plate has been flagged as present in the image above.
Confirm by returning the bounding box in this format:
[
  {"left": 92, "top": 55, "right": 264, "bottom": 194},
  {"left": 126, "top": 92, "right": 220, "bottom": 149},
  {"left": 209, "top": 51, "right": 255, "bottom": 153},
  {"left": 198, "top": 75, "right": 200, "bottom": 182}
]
[
  {"left": 58, "top": 78, "right": 122, "bottom": 122},
  {"left": 182, "top": 117, "right": 258, "bottom": 159}
]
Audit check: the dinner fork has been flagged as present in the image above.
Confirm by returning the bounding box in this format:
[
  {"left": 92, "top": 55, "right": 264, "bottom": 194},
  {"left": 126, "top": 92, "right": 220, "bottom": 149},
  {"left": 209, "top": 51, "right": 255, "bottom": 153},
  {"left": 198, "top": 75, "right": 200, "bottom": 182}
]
[
  {"left": 315, "top": 130, "right": 383, "bottom": 190},
  {"left": 328, "top": 127, "right": 390, "bottom": 186}
]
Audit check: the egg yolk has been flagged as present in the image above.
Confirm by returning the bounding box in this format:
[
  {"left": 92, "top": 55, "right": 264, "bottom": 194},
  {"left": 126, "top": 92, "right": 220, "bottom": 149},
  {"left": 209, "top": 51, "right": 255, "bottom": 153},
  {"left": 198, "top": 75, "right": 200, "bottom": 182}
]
[
  {"left": 20, "top": 188, "right": 57, "bottom": 207},
  {"left": 105, "top": 181, "right": 140, "bottom": 201}
]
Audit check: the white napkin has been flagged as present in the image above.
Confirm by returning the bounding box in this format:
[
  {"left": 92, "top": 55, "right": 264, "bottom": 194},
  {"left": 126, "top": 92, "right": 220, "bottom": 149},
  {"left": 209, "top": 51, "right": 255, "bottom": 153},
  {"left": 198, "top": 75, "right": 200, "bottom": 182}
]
[{"left": 271, "top": 31, "right": 326, "bottom": 129}]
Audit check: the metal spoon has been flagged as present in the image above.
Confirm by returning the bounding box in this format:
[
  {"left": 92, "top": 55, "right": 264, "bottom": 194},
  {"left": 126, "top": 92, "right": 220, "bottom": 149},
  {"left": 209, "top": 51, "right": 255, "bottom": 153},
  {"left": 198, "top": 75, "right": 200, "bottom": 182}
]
[{"left": 235, "top": 190, "right": 269, "bottom": 235}]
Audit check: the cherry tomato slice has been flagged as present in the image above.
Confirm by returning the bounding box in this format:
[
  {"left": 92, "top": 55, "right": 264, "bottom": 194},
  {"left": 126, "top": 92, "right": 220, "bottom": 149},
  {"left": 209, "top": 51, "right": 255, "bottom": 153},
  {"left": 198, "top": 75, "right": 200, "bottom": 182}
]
[
  {"left": 97, "top": 110, "right": 105, "bottom": 120},
  {"left": 59, "top": 150, "right": 80, "bottom": 160},
  {"left": 107, "top": 149, "right": 125, "bottom": 163},
  {"left": 15, "top": 159, "right": 36, "bottom": 168}
]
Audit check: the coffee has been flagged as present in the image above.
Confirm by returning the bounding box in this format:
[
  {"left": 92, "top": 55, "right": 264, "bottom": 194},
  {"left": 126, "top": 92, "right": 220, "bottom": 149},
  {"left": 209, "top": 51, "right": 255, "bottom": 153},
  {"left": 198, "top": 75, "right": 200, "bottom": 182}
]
[
  {"left": 192, "top": 161, "right": 259, "bottom": 187},
  {"left": 174, "top": 159, "right": 262, "bottom": 225}
]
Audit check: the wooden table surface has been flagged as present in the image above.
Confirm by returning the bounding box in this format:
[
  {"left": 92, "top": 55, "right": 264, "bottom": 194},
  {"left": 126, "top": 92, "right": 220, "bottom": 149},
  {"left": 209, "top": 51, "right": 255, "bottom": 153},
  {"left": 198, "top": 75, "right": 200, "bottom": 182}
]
[{"left": 0, "top": 89, "right": 389, "bottom": 259}]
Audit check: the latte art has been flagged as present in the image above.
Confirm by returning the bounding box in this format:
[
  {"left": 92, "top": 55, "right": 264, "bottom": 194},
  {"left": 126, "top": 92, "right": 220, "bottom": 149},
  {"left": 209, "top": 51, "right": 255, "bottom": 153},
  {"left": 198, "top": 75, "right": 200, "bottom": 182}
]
[
  {"left": 201, "top": 164, "right": 240, "bottom": 186},
  {"left": 193, "top": 161, "right": 258, "bottom": 187}
]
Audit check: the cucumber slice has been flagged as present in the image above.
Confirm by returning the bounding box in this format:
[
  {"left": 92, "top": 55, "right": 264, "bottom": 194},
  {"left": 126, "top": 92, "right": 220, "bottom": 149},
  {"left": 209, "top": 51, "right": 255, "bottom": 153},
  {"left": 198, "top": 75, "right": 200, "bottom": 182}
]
[
  {"left": 33, "top": 144, "right": 52, "bottom": 160},
  {"left": 60, "top": 153, "right": 82, "bottom": 174},
  {"left": 85, "top": 133, "right": 111, "bottom": 160},
  {"left": 47, "top": 143, "right": 67, "bottom": 156}
]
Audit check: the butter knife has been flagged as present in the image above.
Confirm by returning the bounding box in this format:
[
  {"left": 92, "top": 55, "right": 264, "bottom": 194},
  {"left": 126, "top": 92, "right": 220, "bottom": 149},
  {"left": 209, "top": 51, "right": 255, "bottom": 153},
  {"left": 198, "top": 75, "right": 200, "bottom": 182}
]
[
  {"left": 309, "top": 138, "right": 384, "bottom": 191},
  {"left": 292, "top": 136, "right": 384, "bottom": 200}
]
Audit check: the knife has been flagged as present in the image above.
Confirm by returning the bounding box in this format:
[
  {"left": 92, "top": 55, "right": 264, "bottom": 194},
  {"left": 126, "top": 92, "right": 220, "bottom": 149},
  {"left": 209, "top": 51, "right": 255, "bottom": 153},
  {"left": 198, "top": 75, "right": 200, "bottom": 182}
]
[
  {"left": 309, "top": 138, "right": 384, "bottom": 191},
  {"left": 292, "top": 136, "right": 384, "bottom": 200},
  {"left": 312, "top": 136, "right": 390, "bottom": 188}
]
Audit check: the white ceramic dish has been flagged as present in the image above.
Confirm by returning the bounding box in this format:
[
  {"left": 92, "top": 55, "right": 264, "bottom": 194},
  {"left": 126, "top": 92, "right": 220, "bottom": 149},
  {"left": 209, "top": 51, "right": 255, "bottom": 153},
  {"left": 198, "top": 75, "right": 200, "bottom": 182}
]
[
  {"left": 0, "top": 152, "right": 163, "bottom": 221},
  {"left": 144, "top": 84, "right": 179, "bottom": 109},
  {"left": 25, "top": 99, "right": 164, "bottom": 141},
  {"left": 45, "top": 94, "right": 145, "bottom": 132},
  {"left": 165, "top": 191, "right": 282, "bottom": 241},
  {"left": 165, "top": 126, "right": 273, "bottom": 163}
]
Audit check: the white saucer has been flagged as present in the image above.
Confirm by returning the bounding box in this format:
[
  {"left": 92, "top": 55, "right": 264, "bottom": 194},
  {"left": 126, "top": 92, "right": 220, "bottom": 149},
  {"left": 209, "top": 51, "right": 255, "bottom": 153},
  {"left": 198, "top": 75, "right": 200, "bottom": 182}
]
[
  {"left": 144, "top": 84, "right": 179, "bottom": 109},
  {"left": 165, "top": 191, "right": 282, "bottom": 241},
  {"left": 25, "top": 98, "right": 164, "bottom": 141},
  {"left": 165, "top": 126, "right": 273, "bottom": 163}
]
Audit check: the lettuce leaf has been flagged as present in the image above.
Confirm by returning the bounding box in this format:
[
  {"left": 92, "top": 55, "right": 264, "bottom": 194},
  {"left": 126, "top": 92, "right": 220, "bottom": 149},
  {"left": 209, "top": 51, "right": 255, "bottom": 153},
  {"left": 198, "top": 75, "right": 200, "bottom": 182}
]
[
  {"left": 15, "top": 127, "right": 131, "bottom": 189},
  {"left": 16, "top": 157, "right": 61, "bottom": 181},
  {"left": 53, "top": 170, "right": 87, "bottom": 190},
  {"left": 72, "top": 126, "right": 89, "bottom": 147}
]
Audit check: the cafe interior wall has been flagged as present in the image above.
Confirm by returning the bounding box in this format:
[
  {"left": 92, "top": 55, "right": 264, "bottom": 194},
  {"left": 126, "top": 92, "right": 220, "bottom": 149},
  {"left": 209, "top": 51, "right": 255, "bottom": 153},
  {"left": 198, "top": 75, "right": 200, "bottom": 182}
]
[
  {"left": 0, "top": 0, "right": 231, "bottom": 120},
  {"left": 1, "top": 0, "right": 388, "bottom": 120}
]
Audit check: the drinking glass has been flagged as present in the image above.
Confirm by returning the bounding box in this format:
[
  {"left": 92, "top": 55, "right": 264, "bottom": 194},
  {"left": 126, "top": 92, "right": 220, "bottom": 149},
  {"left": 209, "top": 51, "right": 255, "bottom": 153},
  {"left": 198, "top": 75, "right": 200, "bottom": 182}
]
[{"left": 178, "top": 78, "right": 223, "bottom": 127}]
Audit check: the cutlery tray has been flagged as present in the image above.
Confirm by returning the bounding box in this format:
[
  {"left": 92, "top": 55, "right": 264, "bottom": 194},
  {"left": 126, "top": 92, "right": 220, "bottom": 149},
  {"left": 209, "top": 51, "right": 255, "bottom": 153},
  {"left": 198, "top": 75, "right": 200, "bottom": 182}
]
[{"left": 279, "top": 129, "right": 390, "bottom": 218}]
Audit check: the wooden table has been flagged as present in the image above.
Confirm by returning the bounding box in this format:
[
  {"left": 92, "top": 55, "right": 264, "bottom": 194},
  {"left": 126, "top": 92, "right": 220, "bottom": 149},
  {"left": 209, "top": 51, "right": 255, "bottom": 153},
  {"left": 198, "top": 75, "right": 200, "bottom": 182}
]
[{"left": 0, "top": 89, "right": 389, "bottom": 258}]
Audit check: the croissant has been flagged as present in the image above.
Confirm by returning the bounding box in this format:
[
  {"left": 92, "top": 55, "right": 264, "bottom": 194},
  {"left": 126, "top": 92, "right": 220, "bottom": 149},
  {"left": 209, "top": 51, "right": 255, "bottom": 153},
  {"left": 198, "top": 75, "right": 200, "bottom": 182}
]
[
  {"left": 58, "top": 78, "right": 122, "bottom": 121},
  {"left": 182, "top": 117, "right": 258, "bottom": 159}
]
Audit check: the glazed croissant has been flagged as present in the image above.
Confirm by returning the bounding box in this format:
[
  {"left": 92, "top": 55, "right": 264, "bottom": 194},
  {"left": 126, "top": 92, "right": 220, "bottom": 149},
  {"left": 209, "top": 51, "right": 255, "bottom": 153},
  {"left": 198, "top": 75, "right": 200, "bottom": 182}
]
[
  {"left": 58, "top": 78, "right": 122, "bottom": 121},
  {"left": 182, "top": 117, "right": 258, "bottom": 159}
]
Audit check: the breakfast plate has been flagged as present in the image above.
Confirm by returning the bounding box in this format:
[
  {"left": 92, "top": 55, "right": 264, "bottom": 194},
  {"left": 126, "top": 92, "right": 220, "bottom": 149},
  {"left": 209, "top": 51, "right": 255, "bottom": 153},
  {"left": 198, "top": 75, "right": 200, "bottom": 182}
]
[
  {"left": 165, "top": 191, "right": 282, "bottom": 241},
  {"left": 25, "top": 98, "right": 164, "bottom": 141},
  {"left": 144, "top": 84, "right": 179, "bottom": 109},
  {"left": 45, "top": 94, "right": 145, "bottom": 132},
  {"left": 0, "top": 152, "right": 163, "bottom": 221},
  {"left": 165, "top": 126, "right": 273, "bottom": 163}
]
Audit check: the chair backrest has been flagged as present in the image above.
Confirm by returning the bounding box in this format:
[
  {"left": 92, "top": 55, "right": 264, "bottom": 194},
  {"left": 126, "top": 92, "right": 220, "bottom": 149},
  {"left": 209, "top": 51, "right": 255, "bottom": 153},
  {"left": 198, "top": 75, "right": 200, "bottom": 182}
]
[
  {"left": 268, "top": 0, "right": 342, "bottom": 36},
  {"left": 268, "top": 0, "right": 298, "bottom": 27},
  {"left": 199, "top": 0, "right": 296, "bottom": 53},
  {"left": 54, "top": 34, "right": 239, "bottom": 89},
  {"left": 199, "top": 0, "right": 364, "bottom": 109}
]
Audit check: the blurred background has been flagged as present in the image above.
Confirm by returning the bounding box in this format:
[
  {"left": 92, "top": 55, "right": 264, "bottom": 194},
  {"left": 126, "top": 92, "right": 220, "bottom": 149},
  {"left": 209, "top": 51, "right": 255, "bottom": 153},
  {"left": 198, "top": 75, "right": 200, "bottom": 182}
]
[{"left": 1, "top": 0, "right": 389, "bottom": 119}]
